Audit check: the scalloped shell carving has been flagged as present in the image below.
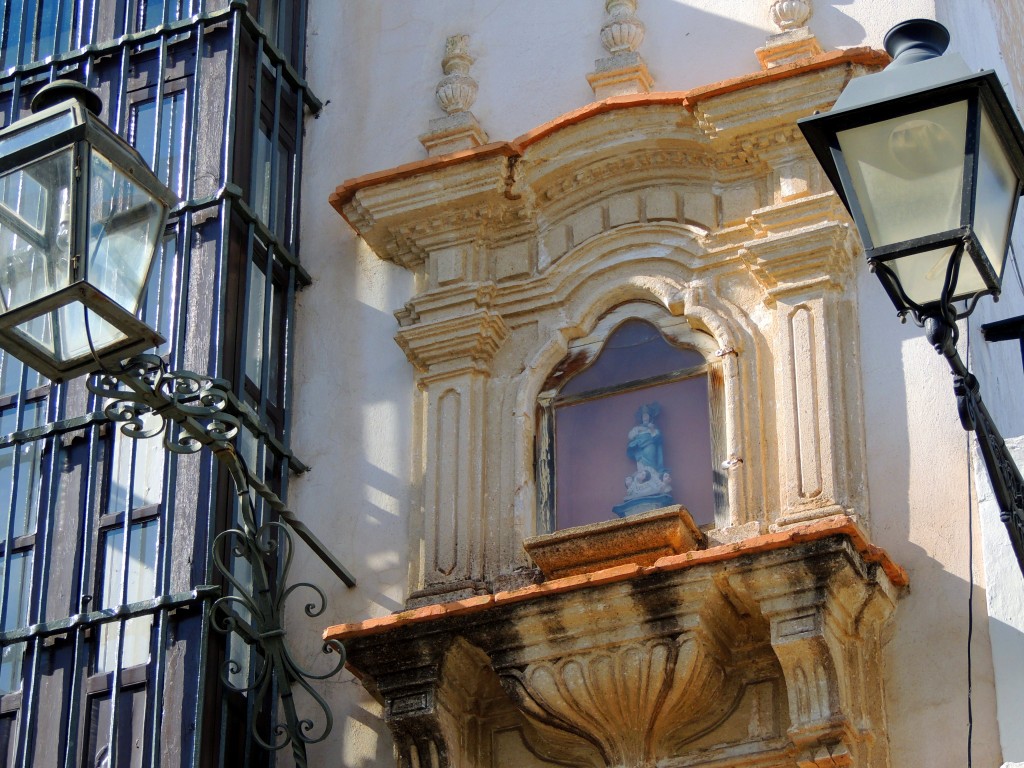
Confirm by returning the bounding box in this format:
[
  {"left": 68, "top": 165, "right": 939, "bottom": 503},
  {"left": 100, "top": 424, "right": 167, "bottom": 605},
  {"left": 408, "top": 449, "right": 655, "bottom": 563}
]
[{"left": 435, "top": 35, "right": 478, "bottom": 114}]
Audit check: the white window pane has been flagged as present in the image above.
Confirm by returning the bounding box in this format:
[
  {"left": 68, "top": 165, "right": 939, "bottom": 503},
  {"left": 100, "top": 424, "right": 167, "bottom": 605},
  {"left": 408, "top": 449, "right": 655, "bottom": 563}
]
[
  {"left": 0, "top": 552, "right": 32, "bottom": 694},
  {"left": 245, "top": 265, "right": 266, "bottom": 384},
  {"left": 97, "top": 521, "right": 158, "bottom": 672}
]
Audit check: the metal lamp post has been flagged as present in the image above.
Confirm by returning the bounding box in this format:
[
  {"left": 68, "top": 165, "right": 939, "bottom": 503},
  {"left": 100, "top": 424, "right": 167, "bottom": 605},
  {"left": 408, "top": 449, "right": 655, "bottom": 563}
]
[
  {"left": 799, "top": 19, "right": 1024, "bottom": 575},
  {"left": 0, "top": 80, "right": 352, "bottom": 766}
]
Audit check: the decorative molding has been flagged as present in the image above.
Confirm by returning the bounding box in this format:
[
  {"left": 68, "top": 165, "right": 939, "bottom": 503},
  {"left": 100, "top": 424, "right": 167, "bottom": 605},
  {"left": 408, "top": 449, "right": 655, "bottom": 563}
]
[
  {"left": 421, "top": 35, "right": 489, "bottom": 156},
  {"left": 587, "top": 0, "right": 653, "bottom": 98},
  {"left": 500, "top": 634, "right": 729, "bottom": 766},
  {"left": 396, "top": 309, "right": 509, "bottom": 379},
  {"left": 771, "top": 0, "right": 812, "bottom": 31},
  {"left": 758, "top": 1, "right": 823, "bottom": 70},
  {"left": 335, "top": 56, "right": 881, "bottom": 608}
]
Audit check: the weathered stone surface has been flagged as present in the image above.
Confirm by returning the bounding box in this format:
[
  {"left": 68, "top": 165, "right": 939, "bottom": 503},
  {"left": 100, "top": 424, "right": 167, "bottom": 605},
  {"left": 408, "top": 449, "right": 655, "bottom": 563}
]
[
  {"left": 333, "top": 526, "right": 903, "bottom": 768},
  {"left": 523, "top": 505, "right": 704, "bottom": 579}
]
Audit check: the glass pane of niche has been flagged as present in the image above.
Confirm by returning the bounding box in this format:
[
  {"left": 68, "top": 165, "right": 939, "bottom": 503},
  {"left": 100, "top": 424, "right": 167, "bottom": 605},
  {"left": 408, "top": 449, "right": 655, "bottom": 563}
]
[{"left": 552, "top": 319, "right": 715, "bottom": 530}]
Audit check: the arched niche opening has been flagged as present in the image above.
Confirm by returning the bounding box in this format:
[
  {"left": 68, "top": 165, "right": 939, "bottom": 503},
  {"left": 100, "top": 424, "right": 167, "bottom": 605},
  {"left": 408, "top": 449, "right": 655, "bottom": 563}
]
[{"left": 536, "top": 303, "right": 726, "bottom": 533}]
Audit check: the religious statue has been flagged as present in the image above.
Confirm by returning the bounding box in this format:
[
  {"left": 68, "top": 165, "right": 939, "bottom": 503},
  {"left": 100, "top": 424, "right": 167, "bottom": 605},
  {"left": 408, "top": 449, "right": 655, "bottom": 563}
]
[{"left": 613, "top": 402, "right": 674, "bottom": 517}]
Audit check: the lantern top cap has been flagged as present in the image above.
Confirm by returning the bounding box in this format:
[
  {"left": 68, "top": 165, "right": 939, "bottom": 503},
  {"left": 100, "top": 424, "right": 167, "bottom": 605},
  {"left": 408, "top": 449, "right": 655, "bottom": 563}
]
[
  {"left": 30, "top": 79, "right": 102, "bottom": 117},
  {"left": 884, "top": 19, "right": 950, "bottom": 67}
]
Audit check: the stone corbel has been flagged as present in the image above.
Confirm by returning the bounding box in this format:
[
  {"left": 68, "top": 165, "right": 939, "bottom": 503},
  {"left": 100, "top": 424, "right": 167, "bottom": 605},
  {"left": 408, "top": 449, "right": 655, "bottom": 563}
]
[
  {"left": 375, "top": 658, "right": 453, "bottom": 768},
  {"left": 489, "top": 580, "right": 746, "bottom": 767},
  {"left": 727, "top": 548, "right": 899, "bottom": 768},
  {"left": 371, "top": 638, "right": 502, "bottom": 768}
]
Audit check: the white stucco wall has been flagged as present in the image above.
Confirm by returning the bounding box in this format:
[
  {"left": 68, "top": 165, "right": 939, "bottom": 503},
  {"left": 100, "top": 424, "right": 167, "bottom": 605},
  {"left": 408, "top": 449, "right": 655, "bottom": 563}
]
[{"left": 290, "top": 1, "right": 1023, "bottom": 765}]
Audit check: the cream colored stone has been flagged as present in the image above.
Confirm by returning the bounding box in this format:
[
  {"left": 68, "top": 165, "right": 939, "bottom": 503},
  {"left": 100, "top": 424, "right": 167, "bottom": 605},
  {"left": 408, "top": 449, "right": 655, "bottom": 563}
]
[
  {"left": 587, "top": 0, "right": 654, "bottom": 98},
  {"left": 340, "top": 67, "right": 882, "bottom": 606},
  {"left": 421, "top": 35, "right": 489, "bottom": 156},
  {"left": 756, "top": 28, "right": 826, "bottom": 70},
  {"left": 340, "top": 532, "right": 900, "bottom": 768}
]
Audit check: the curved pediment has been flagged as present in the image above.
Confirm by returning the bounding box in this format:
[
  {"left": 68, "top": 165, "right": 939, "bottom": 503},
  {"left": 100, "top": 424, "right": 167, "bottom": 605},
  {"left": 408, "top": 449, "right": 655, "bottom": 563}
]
[{"left": 330, "top": 47, "right": 886, "bottom": 276}]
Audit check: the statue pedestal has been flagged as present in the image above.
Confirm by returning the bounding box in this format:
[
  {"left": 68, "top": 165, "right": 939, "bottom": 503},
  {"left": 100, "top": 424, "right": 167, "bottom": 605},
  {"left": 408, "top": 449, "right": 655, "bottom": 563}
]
[
  {"left": 613, "top": 494, "right": 674, "bottom": 517},
  {"left": 524, "top": 504, "right": 704, "bottom": 579}
]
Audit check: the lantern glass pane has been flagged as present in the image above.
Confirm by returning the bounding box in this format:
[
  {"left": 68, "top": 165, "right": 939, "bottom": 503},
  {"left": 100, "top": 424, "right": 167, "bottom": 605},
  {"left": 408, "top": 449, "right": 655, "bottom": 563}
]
[
  {"left": 890, "top": 244, "right": 989, "bottom": 305},
  {"left": 0, "top": 112, "right": 74, "bottom": 158},
  {"left": 838, "top": 101, "right": 969, "bottom": 248},
  {"left": 87, "top": 149, "right": 165, "bottom": 316},
  {"left": 975, "top": 110, "right": 1019, "bottom": 276},
  {"left": 11, "top": 303, "right": 127, "bottom": 363},
  {"left": 0, "top": 149, "right": 74, "bottom": 312}
]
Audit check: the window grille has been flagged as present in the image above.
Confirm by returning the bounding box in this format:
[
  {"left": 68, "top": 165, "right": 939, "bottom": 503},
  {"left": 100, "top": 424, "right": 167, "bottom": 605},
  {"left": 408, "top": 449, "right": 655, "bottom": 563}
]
[{"left": 0, "top": 1, "right": 315, "bottom": 764}]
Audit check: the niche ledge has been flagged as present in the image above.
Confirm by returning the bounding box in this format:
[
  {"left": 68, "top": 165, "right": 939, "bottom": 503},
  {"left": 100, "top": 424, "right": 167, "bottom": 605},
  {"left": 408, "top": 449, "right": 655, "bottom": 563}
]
[{"left": 524, "top": 504, "right": 705, "bottom": 579}]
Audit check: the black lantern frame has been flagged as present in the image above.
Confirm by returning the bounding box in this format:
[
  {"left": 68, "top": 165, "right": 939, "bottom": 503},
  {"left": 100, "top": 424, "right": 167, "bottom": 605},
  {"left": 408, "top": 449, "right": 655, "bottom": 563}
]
[
  {"left": 800, "top": 67, "right": 1024, "bottom": 323},
  {"left": 799, "top": 20, "right": 1024, "bottom": 580},
  {"left": 0, "top": 81, "right": 176, "bottom": 380}
]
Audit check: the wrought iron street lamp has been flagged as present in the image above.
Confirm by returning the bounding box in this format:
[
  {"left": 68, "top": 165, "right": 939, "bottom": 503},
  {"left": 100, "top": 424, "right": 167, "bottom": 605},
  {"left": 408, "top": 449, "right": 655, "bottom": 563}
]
[
  {"left": 0, "top": 80, "right": 172, "bottom": 380},
  {"left": 799, "top": 19, "right": 1024, "bottom": 575},
  {"left": 0, "top": 80, "right": 353, "bottom": 766}
]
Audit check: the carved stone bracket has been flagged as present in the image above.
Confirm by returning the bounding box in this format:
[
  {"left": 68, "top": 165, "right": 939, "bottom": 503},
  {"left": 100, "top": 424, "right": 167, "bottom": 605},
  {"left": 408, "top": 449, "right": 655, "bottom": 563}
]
[{"left": 332, "top": 523, "right": 905, "bottom": 768}]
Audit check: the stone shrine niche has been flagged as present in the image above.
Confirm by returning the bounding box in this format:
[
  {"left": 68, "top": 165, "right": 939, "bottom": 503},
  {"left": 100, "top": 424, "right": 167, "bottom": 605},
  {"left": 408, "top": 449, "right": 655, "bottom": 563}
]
[
  {"left": 537, "top": 303, "right": 724, "bottom": 533},
  {"left": 332, "top": 51, "right": 886, "bottom": 603},
  {"left": 329, "top": 46, "right": 905, "bottom": 768}
]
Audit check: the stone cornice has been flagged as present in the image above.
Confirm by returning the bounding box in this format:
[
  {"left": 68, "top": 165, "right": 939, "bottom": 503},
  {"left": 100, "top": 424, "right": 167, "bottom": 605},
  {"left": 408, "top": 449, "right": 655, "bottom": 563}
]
[
  {"left": 325, "top": 514, "right": 906, "bottom": 643},
  {"left": 330, "top": 47, "right": 890, "bottom": 269},
  {"left": 395, "top": 309, "right": 510, "bottom": 379},
  {"left": 329, "top": 47, "right": 888, "bottom": 219}
]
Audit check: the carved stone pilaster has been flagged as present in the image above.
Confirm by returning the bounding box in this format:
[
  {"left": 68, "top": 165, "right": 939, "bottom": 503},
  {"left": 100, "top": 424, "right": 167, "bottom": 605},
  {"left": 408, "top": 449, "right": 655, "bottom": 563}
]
[
  {"left": 739, "top": 218, "right": 867, "bottom": 528},
  {"left": 587, "top": 0, "right": 653, "bottom": 99},
  {"left": 421, "top": 35, "right": 489, "bottom": 156},
  {"left": 397, "top": 311, "right": 509, "bottom": 603},
  {"left": 757, "top": 0, "right": 824, "bottom": 70}
]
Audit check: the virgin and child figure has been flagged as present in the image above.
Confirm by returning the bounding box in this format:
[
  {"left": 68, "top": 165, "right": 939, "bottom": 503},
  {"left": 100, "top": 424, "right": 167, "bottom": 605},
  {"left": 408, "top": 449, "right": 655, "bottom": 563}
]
[{"left": 613, "top": 402, "right": 674, "bottom": 517}]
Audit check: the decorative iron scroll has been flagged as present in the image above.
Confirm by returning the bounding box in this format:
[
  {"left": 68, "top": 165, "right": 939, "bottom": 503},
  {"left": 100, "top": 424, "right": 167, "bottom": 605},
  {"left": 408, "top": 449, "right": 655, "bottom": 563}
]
[
  {"left": 88, "top": 354, "right": 240, "bottom": 453},
  {"left": 87, "top": 354, "right": 352, "bottom": 767}
]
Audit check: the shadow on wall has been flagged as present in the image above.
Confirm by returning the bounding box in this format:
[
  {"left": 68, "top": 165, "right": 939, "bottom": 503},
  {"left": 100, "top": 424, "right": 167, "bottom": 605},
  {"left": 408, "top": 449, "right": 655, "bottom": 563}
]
[{"left": 882, "top": 538, "right": 1002, "bottom": 767}]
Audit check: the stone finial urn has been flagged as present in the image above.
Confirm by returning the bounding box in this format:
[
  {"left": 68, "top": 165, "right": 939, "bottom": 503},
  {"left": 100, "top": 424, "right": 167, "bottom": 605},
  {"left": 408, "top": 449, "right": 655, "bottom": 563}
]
[
  {"left": 435, "top": 34, "right": 478, "bottom": 115},
  {"left": 770, "top": 0, "right": 812, "bottom": 31},
  {"left": 601, "top": 0, "right": 645, "bottom": 54}
]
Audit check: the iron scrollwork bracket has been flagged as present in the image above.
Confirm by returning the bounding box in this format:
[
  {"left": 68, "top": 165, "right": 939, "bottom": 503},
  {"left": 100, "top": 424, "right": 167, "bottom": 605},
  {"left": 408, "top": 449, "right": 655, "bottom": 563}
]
[
  {"left": 927, "top": 316, "right": 1024, "bottom": 578},
  {"left": 87, "top": 354, "right": 352, "bottom": 767}
]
